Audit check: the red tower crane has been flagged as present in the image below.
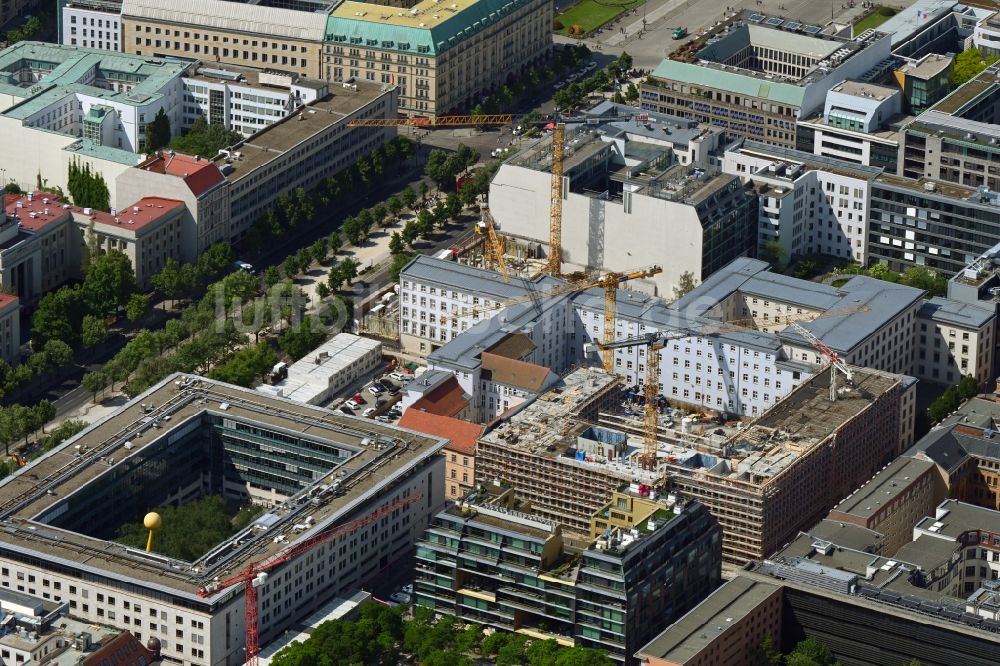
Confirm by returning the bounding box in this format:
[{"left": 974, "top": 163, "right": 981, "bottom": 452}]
[{"left": 196, "top": 494, "right": 423, "bottom": 666}]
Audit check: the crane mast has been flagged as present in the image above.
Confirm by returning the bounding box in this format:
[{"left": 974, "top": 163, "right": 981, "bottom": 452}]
[{"left": 197, "top": 495, "right": 422, "bottom": 666}]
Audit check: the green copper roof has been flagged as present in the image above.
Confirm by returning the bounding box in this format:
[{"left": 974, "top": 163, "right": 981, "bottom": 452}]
[
  {"left": 326, "top": 0, "right": 538, "bottom": 56},
  {"left": 0, "top": 41, "right": 189, "bottom": 116},
  {"left": 650, "top": 59, "right": 806, "bottom": 107}
]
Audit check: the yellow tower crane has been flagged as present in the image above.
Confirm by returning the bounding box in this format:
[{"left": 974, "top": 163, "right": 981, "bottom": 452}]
[
  {"left": 475, "top": 207, "right": 509, "bottom": 282},
  {"left": 347, "top": 111, "right": 644, "bottom": 277},
  {"left": 591, "top": 303, "right": 872, "bottom": 470},
  {"left": 441, "top": 266, "right": 661, "bottom": 372}
]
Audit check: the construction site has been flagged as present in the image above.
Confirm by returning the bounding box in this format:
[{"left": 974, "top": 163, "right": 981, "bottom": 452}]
[
  {"left": 476, "top": 364, "right": 908, "bottom": 565},
  {"left": 0, "top": 373, "right": 447, "bottom": 666}
]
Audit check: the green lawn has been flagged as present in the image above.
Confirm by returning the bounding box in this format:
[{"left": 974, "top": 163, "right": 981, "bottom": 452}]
[
  {"left": 852, "top": 7, "right": 896, "bottom": 36},
  {"left": 556, "top": 0, "right": 644, "bottom": 35}
]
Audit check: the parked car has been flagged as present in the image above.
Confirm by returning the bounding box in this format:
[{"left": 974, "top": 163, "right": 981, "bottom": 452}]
[
  {"left": 390, "top": 372, "right": 410, "bottom": 382},
  {"left": 363, "top": 407, "right": 377, "bottom": 417},
  {"left": 339, "top": 406, "right": 355, "bottom": 415},
  {"left": 375, "top": 415, "right": 391, "bottom": 423},
  {"left": 351, "top": 394, "right": 365, "bottom": 405},
  {"left": 373, "top": 382, "right": 388, "bottom": 392},
  {"left": 401, "top": 583, "right": 414, "bottom": 595},
  {"left": 389, "top": 592, "right": 411, "bottom": 604},
  {"left": 341, "top": 401, "right": 357, "bottom": 411},
  {"left": 553, "top": 80, "right": 566, "bottom": 90},
  {"left": 368, "top": 385, "right": 384, "bottom": 396},
  {"left": 585, "top": 61, "right": 598, "bottom": 72}
]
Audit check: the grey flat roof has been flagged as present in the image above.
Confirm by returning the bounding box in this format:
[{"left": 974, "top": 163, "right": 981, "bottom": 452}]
[
  {"left": 780, "top": 276, "right": 925, "bottom": 353},
  {"left": 402, "top": 254, "right": 560, "bottom": 301},
  {"left": 674, "top": 258, "right": 927, "bottom": 353},
  {"left": 636, "top": 576, "right": 781, "bottom": 662},
  {"left": 919, "top": 297, "right": 995, "bottom": 329},
  {"left": 832, "top": 456, "right": 936, "bottom": 519},
  {"left": 804, "top": 519, "right": 885, "bottom": 553},
  {"left": 915, "top": 499, "right": 1000, "bottom": 539},
  {"left": 0, "top": 374, "right": 446, "bottom": 600}
]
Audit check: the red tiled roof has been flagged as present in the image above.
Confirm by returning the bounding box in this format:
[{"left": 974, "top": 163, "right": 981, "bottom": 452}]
[
  {"left": 411, "top": 376, "right": 470, "bottom": 418},
  {"left": 83, "top": 631, "right": 157, "bottom": 666},
  {"left": 0, "top": 293, "right": 18, "bottom": 311},
  {"left": 76, "top": 197, "right": 185, "bottom": 232},
  {"left": 5, "top": 192, "right": 73, "bottom": 232},
  {"left": 135, "top": 151, "right": 225, "bottom": 197},
  {"left": 398, "top": 410, "right": 483, "bottom": 456}
]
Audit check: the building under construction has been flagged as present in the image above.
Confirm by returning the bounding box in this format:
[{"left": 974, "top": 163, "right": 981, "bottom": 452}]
[
  {"left": 0, "top": 374, "right": 446, "bottom": 666},
  {"left": 476, "top": 366, "right": 908, "bottom": 565}
]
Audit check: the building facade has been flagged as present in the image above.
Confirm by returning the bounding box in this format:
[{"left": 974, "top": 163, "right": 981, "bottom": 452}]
[
  {"left": 415, "top": 486, "right": 721, "bottom": 665},
  {"left": 120, "top": 0, "right": 552, "bottom": 117},
  {"left": 0, "top": 374, "right": 447, "bottom": 666},
  {"left": 489, "top": 111, "right": 754, "bottom": 297},
  {"left": 61, "top": 0, "right": 123, "bottom": 51},
  {"left": 640, "top": 15, "right": 891, "bottom": 149}
]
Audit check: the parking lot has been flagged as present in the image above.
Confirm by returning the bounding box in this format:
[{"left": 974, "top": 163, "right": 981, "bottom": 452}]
[{"left": 326, "top": 367, "right": 413, "bottom": 422}]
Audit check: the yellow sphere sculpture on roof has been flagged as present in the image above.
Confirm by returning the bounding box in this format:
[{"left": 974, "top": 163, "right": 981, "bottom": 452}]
[{"left": 144, "top": 512, "right": 162, "bottom": 552}]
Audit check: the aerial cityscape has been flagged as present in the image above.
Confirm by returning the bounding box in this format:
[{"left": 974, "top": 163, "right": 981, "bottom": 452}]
[{"left": 0, "top": 0, "right": 1000, "bottom": 664}]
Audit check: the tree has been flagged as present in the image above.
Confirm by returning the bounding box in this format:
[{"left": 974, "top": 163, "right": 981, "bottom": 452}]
[
  {"left": 339, "top": 257, "right": 360, "bottom": 283},
  {"left": 389, "top": 232, "right": 405, "bottom": 255},
  {"left": 959, "top": 374, "right": 980, "bottom": 401},
  {"left": 151, "top": 258, "right": 186, "bottom": 307},
  {"left": 419, "top": 181, "right": 429, "bottom": 202},
  {"left": 417, "top": 209, "right": 435, "bottom": 239},
  {"left": 401, "top": 221, "right": 420, "bottom": 248},
  {"left": 126, "top": 293, "right": 149, "bottom": 324},
  {"left": 315, "top": 282, "right": 331, "bottom": 299},
  {"left": 279, "top": 319, "right": 327, "bottom": 361},
  {"left": 84, "top": 250, "right": 137, "bottom": 316},
  {"left": 31, "top": 286, "right": 88, "bottom": 348},
  {"left": 264, "top": 265, "right": 282, "bottom": 288},
  {"left": 343, "top": 216, "right": 364, "bottom": 246},
  {"left": 899, "top": 266, "right": 947, "bottom": 297},
  {"left": 197, "top": 242, "right": 235, "bottom": 280},
  {"left": 390, "top": 254, "right": 414, "bottom": 282},
  {"left": 951, "top": 48, "right": 999, "bottom": 86},
  {"left": 81, "top": 220, "right": 99, "bottom": 273},
  {"left": 81, "top": 314, "right": 108, "bottom": 349},
  {"left": 283, "top": 254, "right": 301, "bottom": 278},
  {"left": 785, "top": 638, "right": 838, "bottom": 666},
  {"left": 751, "top": 636, "right": 783, "bottom": 666},
  {"left": 328, "top": 232, "right": 343, "bottom": 257},
  {"left": 387, "top": 195, "right": 403, "bottom": 220},
  {"left": 169, "top": 117, "right": 242, "bottom": 157},
  {"left": 43, "top": 340, "right": 74, "bottom": 368},
  {"left": 401, "top": 186, "right": 418, "bottom": 210},
  {"left": 866, "top": 263, "right": 892, "bottom": 281},
  {"left": 624, "top": 83, "right": 639, "bottom": 103},
  {"left": 144, "top": 108, "right": 171, "bottom": 153},
  {"left": 310, "top": 238, "right": 329, "bottom": 265},
  {"left": 759, "top": 240, "right": 787, "bottom": 269},
  {"left": 673, "top": 271, "right": 698, "bottom": 300},
  {"left": 207, "top": 343, "right": 278, "bottom": 387},
  {"left": 67, "top": 159, "right": 111, "bottom": 211},
  {"left": 446, "top": 192, "right": 463, "bottom": 222}
]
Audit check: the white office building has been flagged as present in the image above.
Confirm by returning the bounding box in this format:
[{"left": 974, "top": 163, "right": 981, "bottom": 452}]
[
  {"left": 61, "top": 0, "right": 122, "bottom": 51},
  {"left": 724, "top": 140, "right": 879, "bottom": 263}
]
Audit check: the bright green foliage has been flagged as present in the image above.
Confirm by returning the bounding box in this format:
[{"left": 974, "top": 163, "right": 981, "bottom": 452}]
[
  {"left": 31, "top": 285, "right": 88, "bottom": 348},
  {"left": 40, "top": 419, "right": 87, "bottom": 452},
  {"left": 126, "top": 293, "right": 149, "bottom": 323},
  {"left": 115, "top": 495, "right": 262, "bottom": 560},
  {"left": 81, "top": 315, "right": 108, "bottom": 349},
  {"left": 169, "top": 116, "right": 242, "bottom": 157},
  {"left": 67, "top": 159, "right": 110, "bottom": 211},
  {"left": 952, "top": 48, "right": 999, "bottom": 86},
  {"left": 929, "top": 375, "right": 980, "bottom": 422},
  {"left": 390, "top": 254, "right": 414, "bottom": 282},
  {"left": 784, "top": 638, "right": 839, "bottom": 666},
  {"left": 207, "top": 343, "right": 278, "bottom": 387},
  {"left": 279, "top": 318, "right": 327, "bottom": 361},
  {"left": 84, "top": 250, "right": 138, "bottom": 317},
  {"left": 6, "top": 15, "right": 44, "bottom": 44}
]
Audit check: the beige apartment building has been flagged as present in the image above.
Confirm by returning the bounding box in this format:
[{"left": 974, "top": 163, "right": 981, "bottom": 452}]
[
  {"left": 71, "top": 197, "right": 186, "bottom": 289},
  {"left": 120, "top": 0, "right": 552, "bottom": 117}
]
